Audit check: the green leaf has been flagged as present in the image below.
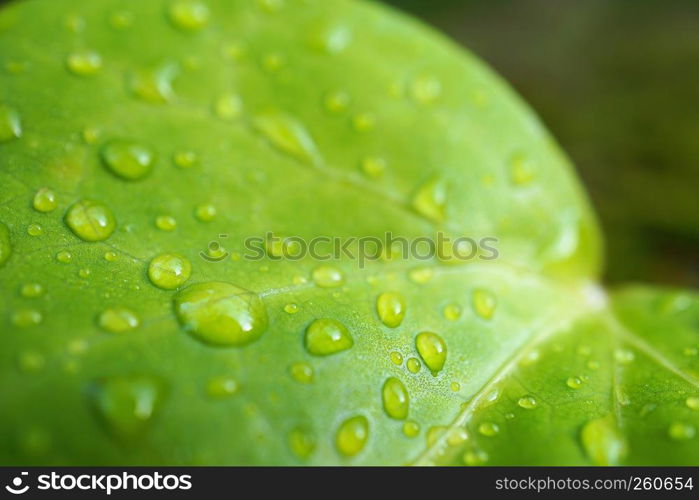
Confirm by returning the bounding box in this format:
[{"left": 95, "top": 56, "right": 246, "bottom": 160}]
[{"left": 0, "top": 0, "right": 695, "bottom": 466}]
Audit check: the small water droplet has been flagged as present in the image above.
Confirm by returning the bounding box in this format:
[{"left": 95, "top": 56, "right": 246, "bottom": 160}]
[
  {"left": 66, "top": 50, "right": 102, "bottom": 76},
  {"left": 360, "top": 156, "right": 386, "bottom": 178},
  {"left": 20, "top": 283, "right": 44, "bottom": 298},
  {"left": 168, "top": 0, "right": 210, "bottom": 31},
  {"left": 56, "top": 250, "right": 72, "bottom": 263},
  {"left": 518, "top": 396, "right": 538, "bottom": 410},
  {"left": 351, "top": 112, "right": 375, "bottom": 132},
  {"left": 406, "top": 357, "right": 421, "bottom": 373},
  {"left": 12, "top": 308, "right": 42, "bottom": 327},
  {"left": 450, "top": 381, "right": 461, "bottom": 392},
  {"left": 110, "top": 10, "right": 133, "bottom": 29},
  {"left": 253, "top": 112, "right": 321, "bottom": 166},
  {"left": 174, "top": 282, "right": 268, "bottom": 347},
  {"left": 101, "top": 140, "right": 155, "bottom": 180},
  {"left": 390, "top": 351, "right": 403, "bottom": 365},
  {"left": 426, "top": 426, "right": 447, "bottom": 447},
  {"left": 261, "top": 52, "right": 284, "bottom": 72},
  {"left": 148, "top": 253, "right": 192, "bottom": 290},
  {"left": 206, "top": 376, "right": 239, "bottom": 398},
  {"left": 64, "top": 200, "right": 116, "bottom": 241},
  {"left": 103, "top": 251, "right": 117, "bottom": 262},
  {"left": 213, "top": 93, "right": 242, "bottom": 120},
  {"left": 323, "top": 90, "right": 350, "bottom": 113},
  {"left": 304, "top": 318, "right": 353, "bottom": 356},
  {"left": 284, "top": 303, "right": 299, "bottom": 314},
  {"left": 614, "top": 348, "right": 635, "bottom": 364},
  {"left": 472, "top": 289, "right": 496, "bottom": 320},
  {"left": 443, "top": 303, "right": 461, "bottom": 321},
  {"left": 312, "top": 265, "right": 344, "bottom": 288},
  {"left": 415, "top": 332, "right": 447, "bottom": 374},
  {"left": 403, "top": 421, "right": 420, "bottom": 438},
  {"left": 587, "top": 359, "right": 600, "bottom": 370},
  {"left": 78, "top": 268, "right": 91, "bottom": 279},
  {"left": 18, "top": 350, "right": 45, "bottom": 373},
  {"left": 89, "top": 375, "right": 165, "bottom": 438},
  {"left": 462, "top": 449, "right": 488, "bottom": 465},
  {"left": 128, "top": 63, "right": 178, "bottom": 103},
  {"left": 566, "top": 376, "right": 583, "bottom": 389},
  {"left": 33, "top": 188, "right": 57, "bottom": 212},
  {"left": 408, "top": 266, "right": 433, "bottom": 284},
  {"left": 447, "top": 427, "right": 469, "bottom": 446},
  {"left": 308, "top": 22, "right": 351, "bottom": 54},
  {"left": 0, "top": 104, "right": 22, "bottom": 142},
  {"left": 477, "top": 422, "right": 499, "bottom": 437},
  {"left": 27, "top": 223, "right": 42, "bottom": 237},
  {"left": 173, "top": 150, "right": 198, "bottom": 168},
  {"left": 257, "top": 0, "right": 284, "bottom": 13},
  {"left": 335, "top": 415, "right": 368, "bottom": 457},
  {"left": 288, "top": 426, "right": 316, "bottom": 460},
  {"left": 289, "top": 362, "right": 313, "bottom": 384},
  {"left": 155, "top": 215, "right": 177, "bottom": 231},
  {"left": 686, "top": 396, "right": 699, "bottom": 410},
  {"left": 668, "top": 422, "right": 696, "bottom": 441},
  {"left": 382, "top": 377, "right": 409, "bottom": 420},
  {"left": 410, "top": 75, "right": 441, "bottom": 104},
  {"left": 376, "top": 291, "right": 406, "bottom": 328},
  {"left": 98, "top": 307, "right": 140, "bottom": 333},
  {"left": 193, "top": 203, "right": 216, "bottom": 222},
  {"left": 411, "top": 178, "right": 446, "bottom": 223},
  {"left": 509, "top": 152, "right": 535, "bottom": 186}
]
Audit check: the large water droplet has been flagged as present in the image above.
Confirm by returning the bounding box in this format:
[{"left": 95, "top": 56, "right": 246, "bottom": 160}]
[
  {"left": 12, "top": 308, "right": 42, "bottom": 328},
  {"left": 66, "top": 50, "right": 102, "bottom": 76},
  {"left": 89, "top": 375, "right": 165, "bottom": 438},
  {"left": 411, "top": 178, "right": 446, "bottom": 223},
  {"left": 128, "top": 63, "right": 178, "bottom": 103},
  {"left": 304, "top": 318, "right": 353, "bottom": 356},
  {"left": 0, "top": 104, "right": 22, "bottom": 142},
  {"left": 376, "top": 291, "right": 406, "bottom": 328},
  {"left": 415, "top": 331, "right": 447, "bottom": 374},
  {"left": 382, "top": 377, "right": 409, "bottom": 420},
  {"left": 472, "top": 289, "right": 496, "bottom": 320},
  {"left": 288, "top": 426, "right": 316, "bottom": 460},
  {"left": 335, "top": 415, "right": 368, "bottom": 457},
  {"left": 174, "top": 282, "right": 268, "bottom": 347},
  {"left": 477, "top": 422, "right": 499, "bottom": 437},
  {"left": 148, "top": 253, "right": 192, "bottom": 290},
  {"left": 253, "top": 112, "right": 322, "bottom": 166},
  {"left": 64, "top": 200, "right": 116, "bottom": 242},
  {"left": 581, "top": 415, "right": 628, "bottom": 465},
  {"left": 33, "top": 188, "right": 57, "bottom": 213},
  {"left": 668, "top": 422, "right": 696, "bottom": 441},
  {"left": 168, "top": 0, "right": 210, "bottom": 31},
  {"left": 517, "top": 396, "right": 538, "bottom": 410},
  {"left": 312, "top": 265, "right": 344, "bottom": 288},
  {"left": 98, "top": 307, "right": 140, "bottom": 333},
  {"left": 101, "top": 140, "right": 155, "bottom": 180},
  {"left": 686, "top": 396, "right": 699, "bottom": 410}
]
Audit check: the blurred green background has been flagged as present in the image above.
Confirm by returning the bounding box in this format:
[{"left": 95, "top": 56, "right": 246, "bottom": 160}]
[{"left": 385, "top": 0, "right": 699, "bottom": 288}]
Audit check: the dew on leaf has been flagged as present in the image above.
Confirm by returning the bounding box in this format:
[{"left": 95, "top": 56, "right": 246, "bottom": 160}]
[
  {"left": 566, "top": 376, "right": 583, "bottom": 389},
  {"left": 155, "top": 215, "right": 177, "bottom": 231},
  {"left": 509, "top": 152, "right": 535, "bottom": 186},
  {"left": 376, "top": 291, "right": 406, "bottom": 328},
  {"left": 668, "top": 422, "right": 696, "bottom": 441},
  {"left": 415, "top": 331, "right": 447, "bottom": 374},
  {"left": 614, "top": 348, "right": 635, "bottom": 364},
  {"left": 390, "top": 351, "right": 403, "bottom": 365},
  {"left": 335, "top": 415, "right": 368, "bottom": 457},
  {"left": 472, "top": 289, "right": 496, "bottom": 320},
  {"left": 78, "top": 268, "right": 91, "bottom": 279},
  {"left": 284, "top": 303, "right": 299, "bottom": 314},
  {"left": 288, "top": 426, "right": 316, "bottom": 460},
  {"left": 426, "top": 426, "right": 446, "bottom": 447},
  {"left": 463, "top": 449, "right": 488, "bottom": 466},
  {"left": 289, "top": 362, "right": 313, "bottom": 384},
  {"left": 206, "top": 376, "right": 239, "bottom": 398},
  {"left": 408, "top": 266, "right": 433, "bottom": 284},
  {"left": 450, "top": 381, "right": 461, "bottom": 392},
  {"left": 66, "top": 50, "right": 102, "bottom": 76},
  {"left": 12, "top": 308, "right": 42, "bottom": 327},
  {"left": 173, "top": 150, "right": 198, "bottom": 168},
  {"left": 98, "top": 307, "right": 140, "bottom": 333},
  {"left": 410, "top": 75, "right": 441, "bottom": 104},
  {"left": 20, "top": 283, "right": 44, "bottom": 298},
  {"left": 686, "top": 397, "right": 699, "bottom": 410},
  {"left": 518, "top": 396, "right": 538, "bottom": 410},
  {"left": 351, "top": 112, "right": 375, "bottom": 132},
  {"left": 308, "top": 22, "right": 352, "bottom": 54},
  {"left": 64, "top": 200, "right": 116, "bottom": 242},
  {"left": 261, "top": 52, "right": 284, "bottom": 72},
  {"left": 406, "top": 357, "right": 421, "bottom": 373},
  {"left": 128, "top": 63, "right": 178, "bottom": 103},
  {"left": 443, "top": 303, "right": 461, "bottom": 321},
  {"left": 194, "top": 204, "right": 216, "bottom": 222},
  {"left": 447, "top": 427, "right": 468, "bottom": 446},
  {"left": 168, "top": 0, "right": 210, "bottom": 31},
  {"left": 89, "top": 375, "right": 165, "bottom": 438},
  {"left": 382, "top": 377, "right": 409, "bottom": 420},
  {"left": 323, "top": 90, "right": 350, "bottom": 113},
  {"left": 174, "top": 282, "right": 268, "bottom": 347},
  {"left": 411, "top": 178, "right": 446, "bottom": 223},
  {"left": 33, "top": 188, "right": 57, "bottom": 212},
  {"left": 148, "top": 253, "right": 192, "bottom": 290},
  {"left": 110, "top": 10, "right": 133, "bottom": 29},
  {"left": 403, "top": 421, "right": 420, "bottom": 438},
  {"left": 17, "top": 350, "right": 45, "bottom": 373},
  {"left": 213, "top": 93, "right": 243, "bottom": 120},
  {"left": 478, "top": 422, "right": 499, "bottom": 437},
  {"left": 253, "top": 112, "right": 321, "bottom": 166},
  {"left": 27, "top": 223, "right": 42, "bottom": 236},
  {"left": 0, "top": 104, "right": 22, "bottom": 142},
  {"left": 360, "top": 156, "right": 386, "bottom": 178},
  {"left": 56, "top": 250, "right": 72, "bottom": 263},
  {"left": 304, "top": 318, "right": 353, "bottom": 356},
  {"left": 312, "top": 265, "right": 344, "bottom": 288},
  {"left": 587, "top": 360, "right": 600, "bottom": 370},
  {"left": 101, "top": 140, "right": 155, "bottom": 181}
]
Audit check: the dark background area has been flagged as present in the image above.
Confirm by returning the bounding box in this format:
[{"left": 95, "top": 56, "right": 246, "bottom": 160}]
[{"left": 385, "top": 0, "right": 699, "bottom": 288}]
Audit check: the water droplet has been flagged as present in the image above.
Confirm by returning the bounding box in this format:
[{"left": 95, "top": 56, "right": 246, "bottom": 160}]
[
  {"left": 289, "top": 426, "right": 316, "bottom": 460},
  {"left": 33, "top": 188, "right": 57, "bottom": 212},
  {"left": 360, "top": 156, "right": 386, "bottom": 178},
  {"left": 289, "top": 362, "right": 313, "bottom": 384},
  {"left": 194, "top": 203, "right": 216, "bottom": 222},
  {"left": 103, "top": 251, "right": 117, "bottom": 262},
  {"left": 174, "top": 282, "right": 268, "bottom": 347},
  {"left": 0, "top": 104, "right": 22, "bottom": 142},
  {"left": 253, "top": 112, "right": 321, "bottom": 166},
  {"left": 390, "top": 351, "right": 403, "bottom": 365},
  {"left": 518, "top": 396, "right": 538, "bottom": 410},
  {"left": 18, "top": 350, "right": 45, "bottom": 373},
  {"left": 684, "top": 346, "right": 698, "bottom": 357},
  {"left": 686, "top": 396, "right": 699, "bottom": 410},
  {"left": 450, "top": 381, "right": 461, "bottom": 392},
  {"left": 304, "top": 318, "right": 353, "bottom": 356},
  {"left": 509, "top": 152, "right": 535, "bottom": 185},
  {"left": 308, "top": 22, "right": 351, "bottom": 54},
  {"left": 155, "top": 215, "right": 177, "bottom": 231},
  {"left": 323, "top": 90, "right": 350, "bottom": 113},
  {"left": 577, "top": 415, "right": 630, "bottom": 466},
  {"left": 463, "top": 449, "right": 488, "bottom": 465},
  {"left": 382, "top": 377, "right": 409, "bottom": 420},
  {"left": 66, "top": 50, "right": 102, "bottom": 76},
  {"left": 614, "top": 348, "right": 635, "bottom": 364},
  {"left": 566, "top": 376, "right": 583, "bottom": 389},
  {"left": 312, "top": 265, "right": 344, "bottom": 288},
  {"left": 408, "top": 266, "right": 433, "bottom": 284},
  {"left": 168, "top": 0, "right": 210, "bottom": 31},
  {"left": 335, "top": 415, "right": 368, "bottom": 457},
  {"left": 478, "top": 422, "right": 499, "bottom": 437},
  {"left": 376, "top": 291, "right": 406, "bottom": 328},
  {"left": 257, "top": 0, "right": 284, "bottom": 13},
  {"left": 412, "top": 178, "right": 446, "bottom": 223},
  {"left": 12, "top": 308, "right": 42, "bottom": 327},
  {"left": 89, "top": 375, "right": 165, "bottom": 438},
  {"left": 128, "top": 63, "right": 178, "bottom": 103},
  {"left": 27, "top": 223, "right": 42, "bottom": 236},
  {"left": 351, "top": 112, "right": 375, "bottom": 132},
  {"left": 587, "top": 359, "right": 600, "bottom": 370},
  {"left": 403, "top": 421, "right": 420, "bottom": 438},
  {"left": 447, "top": 427, "right": 469, "bottom": 446},
  {"left": 472, "top": 289, "right": 496, "bottom": 320},
  {"left": 415, "top": 332, "right": 447, "bottom": 374},
  {"left": 173, "top": 150, "right": 198, "bottom": 168},
  {"left": 148, "top": 253, "right": 192, "bottom": 290},
  {"left": 101, "top": 140, "right": 155, "bottom": 180},
  {"left": 261, "top": 52, "right": 284, "bottom": 72},
  {"left": 20, "top": 283, "right": 44, "bottom": 298},
  {"left": 98, "top": 307, "right": 140, "bottom": 333},
  {"left": 668, "top": 422, "right": 696, "bottom": 441},
  {"left": 410, "top": 75, "right": 441, "bottom": 104},
  {"left": 213, "top": 93, "right": 242, "bottom": 120},
  {"left": 284, "top": 303, "right": 299, "bottom": 314},
  {"left": 426, "top": 426, "right": 446, "bottom": 447},
  {"left": 64, "top": 200, "right": 116, "bottom": 241},
  {"left": 406, "top": 357, "right": 421, "bottom": 373},
  {"left": 56, "top": 250, "right": 72, "bottom": 263},
  {"left": 110, "top": 10, "right": 133, "bottom": 29},
  {"left": 443, "top": 303, "right": 461, "bottom": 321},
  {"left": 206, "top": 376, "right": 239, "bottom": 398}
]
